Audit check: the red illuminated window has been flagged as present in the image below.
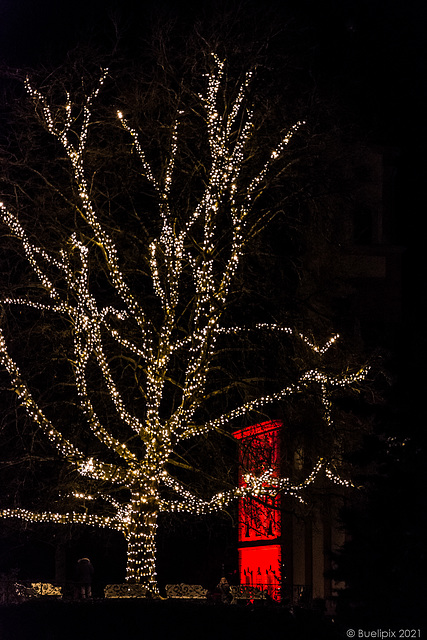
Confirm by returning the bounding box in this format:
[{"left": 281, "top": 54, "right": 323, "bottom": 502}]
[
  {"left": 239, "top": 545, "right": 281, "bottom": 600},
  {"left": 233, "top": 421, "right": 282, "bottom": 600}
]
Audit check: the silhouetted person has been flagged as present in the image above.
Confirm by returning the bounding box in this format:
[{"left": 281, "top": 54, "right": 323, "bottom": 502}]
[
  {"left": 76, "top": 557, "right": 94, "bottom": 599},
  {"left": 217, "top": 576, "right": 232, "bottom": 604}
]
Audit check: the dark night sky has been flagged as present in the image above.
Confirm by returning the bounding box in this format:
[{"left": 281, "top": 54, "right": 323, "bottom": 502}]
[
  {"left": 1, "top": 0, "right": 425, "bottom": 222},
  {"left": 1, "top": 1, "right": 425, "bottom": 161}
]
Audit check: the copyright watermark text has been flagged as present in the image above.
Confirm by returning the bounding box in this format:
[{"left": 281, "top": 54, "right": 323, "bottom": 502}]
[{"left": 346, "top": 630, "right": 421, "bottom": 639}]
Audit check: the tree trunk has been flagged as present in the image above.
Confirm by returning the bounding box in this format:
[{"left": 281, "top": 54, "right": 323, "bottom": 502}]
[{"left": 125, "top": 506, "right": 159, "bottom": 596}]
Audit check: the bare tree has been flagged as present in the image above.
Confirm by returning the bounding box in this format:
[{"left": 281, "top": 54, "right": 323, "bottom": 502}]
[{"left": 0, "top": 52, "right": 367, "bottom": 594}]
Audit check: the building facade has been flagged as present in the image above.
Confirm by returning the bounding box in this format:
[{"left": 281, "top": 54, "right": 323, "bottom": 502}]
[{"left": 231, "top": 142, "right": 403, "bottom": 609}]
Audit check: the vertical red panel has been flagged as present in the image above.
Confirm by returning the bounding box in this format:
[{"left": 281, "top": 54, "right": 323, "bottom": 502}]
[{"left": 233, "top": 421, "right": 282, "bottom": 600}]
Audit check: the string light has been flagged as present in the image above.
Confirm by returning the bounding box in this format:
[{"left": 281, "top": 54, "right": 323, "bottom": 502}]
[{"left": 0, "top": 56, "right": 365, "bottom": 593}]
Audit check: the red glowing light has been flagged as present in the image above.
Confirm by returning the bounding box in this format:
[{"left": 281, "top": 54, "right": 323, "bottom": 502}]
[
  {"left": 239, "top": 545, "right": 281, "bottom": 600},
  {"left": 233, "top": 421, "right": 282, "bottom": 600}
]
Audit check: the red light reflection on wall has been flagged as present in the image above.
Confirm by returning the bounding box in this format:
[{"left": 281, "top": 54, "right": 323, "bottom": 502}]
[{"left": 233, "top": 421, "right": 282, "bottom": 600}]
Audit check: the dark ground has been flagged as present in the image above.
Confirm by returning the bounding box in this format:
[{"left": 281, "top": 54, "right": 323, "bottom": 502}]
[
  {"left": 1, "top": 599, "right": 426, "bottom": 640},
  {"left": 0, "top": 599, "right": 341, "bottom": 640}
]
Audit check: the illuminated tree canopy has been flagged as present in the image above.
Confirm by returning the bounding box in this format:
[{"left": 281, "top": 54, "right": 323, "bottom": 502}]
[{"left": 0, "top": 51, "right": 367, "bottom": 593}]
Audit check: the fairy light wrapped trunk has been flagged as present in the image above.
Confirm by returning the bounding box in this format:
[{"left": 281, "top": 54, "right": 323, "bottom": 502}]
[{"left": 0, "top": 53, "right": 367, "bottom": 594}]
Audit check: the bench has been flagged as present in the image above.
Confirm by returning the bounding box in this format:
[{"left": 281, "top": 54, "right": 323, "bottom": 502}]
[
  {"left": 104, "top": 583, "right": 147, "bottom": 598},
  {"left": 5, "top": 582, "right": 62, "bottom": 601},
  {"left": 30, "top": 582, "right": 62, "bottom": 597},
  {"left": 230, "top": 585, "right": 266, "bottom": 602},
  {"left": 165, "top": 583, "right": 208, "bottom": 599}
]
